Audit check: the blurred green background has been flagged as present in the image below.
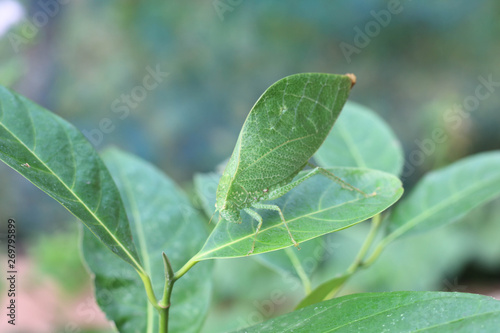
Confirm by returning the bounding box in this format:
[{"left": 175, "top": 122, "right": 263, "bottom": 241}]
[{"left": 0, "top": 1, "right": 499, "bottom": 332}]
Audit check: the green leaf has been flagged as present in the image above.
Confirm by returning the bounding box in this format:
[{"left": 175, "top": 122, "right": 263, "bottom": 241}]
[
  {"left": 194, "top": 172, "right": 220, "bottom": 219},
  {"left": 195, "top": 172, "right": 325, "bottom": 283},
  {"left": 82, "top": 148, "right": 212, "bottom": 333},
  {"left": 194, "top": 167, "right": 403, "bottom": 259},
  {"left": 386, "top": 151, "right": 500, "bottom": 240},
  {"left": 256, "top": 238, "right": 325, "bottom": 280},
  {"left": 294, "top": 274, "right": 350, "bottom": 310},
  {"left": 315, "top": 101, "right": 404, "bottom": 176},
  {"left": 235, "top": 291, "right": 500, "bottom": 332},
  {"left": 0, "top": 86, "right": 142, "bottom": 271},
  {"left": 216, "top": 73, "right": 354, "bottom": 215}
]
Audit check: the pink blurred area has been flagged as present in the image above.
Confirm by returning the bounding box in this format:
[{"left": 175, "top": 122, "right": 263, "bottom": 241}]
[{"left": 0, "top": 256, "right": 113, "bottom": 333}]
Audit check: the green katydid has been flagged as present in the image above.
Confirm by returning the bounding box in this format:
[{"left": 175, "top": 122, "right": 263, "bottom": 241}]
[{"left": 215, "top": 73, "right": 367, "bottom": 254}]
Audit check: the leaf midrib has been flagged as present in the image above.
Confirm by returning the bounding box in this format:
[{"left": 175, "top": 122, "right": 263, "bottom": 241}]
[
  {"left": 390, "top": 173, "right": 500, "bottom": 238},
  {"left": 0, "top": 115, "right": 143, "bottom": 272},
  {"left": 322, "top": 295, "right": 483, "bottom": 332},
  {"left": 196, "top": 194, "right": 377, "bottom": 258},
  {"left": 337, "top": 121, "right": 367, "bottom": 168},
  {"left": 112, "top": 159, "right": 154, "bottom": 333}
]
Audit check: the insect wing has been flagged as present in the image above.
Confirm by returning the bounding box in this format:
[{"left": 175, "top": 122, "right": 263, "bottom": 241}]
[{"left": 231, "top": 73, "right": 353, "bottom": 194}]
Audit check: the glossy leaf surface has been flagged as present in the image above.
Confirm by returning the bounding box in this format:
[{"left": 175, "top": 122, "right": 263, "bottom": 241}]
[
  {"left": 0, "top": 86, "right": 142, "bottom": 270},
  {"left": 195, "top": 167, "right": 403, "bottom": 259},
  {"left": 387, "top": 151, "right": 500, "bottom": 240},
  {"left": 196, "top": 172, "right": 326, "bottom": 281},
  {"left": 235, "top": 291, "right": 500, "bottom": 332}
]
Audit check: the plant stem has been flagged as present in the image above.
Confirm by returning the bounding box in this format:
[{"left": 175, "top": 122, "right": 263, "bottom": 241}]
[
  {"left": 325, "top": 214, "right": 382, "bottom": 300},
  {"left": 363, "top": 236, "right": 390, "bottom": 267},
  {"left": 157, "top": 255, "right": 200, "bottom": 333},
  {"left": 138, "top": 272, "right": 162, "bottom": 311},
  {"left": 159, "top": 309, "right": 169, "bottom": 333},
  {"left": 158, "top": 253, "right": 174, "bottom": 333},
  {"left": 285, "top": 247, "right": 312, "bottom": 294},
  {"left": 346, "top": 214, "right": 381, "bottom": 274},
  {"left": 363, "top": 217, "right": 415, "bottom": 267},
  {"left": 173, "top": 257, "right": 199, "bottom": 280}
]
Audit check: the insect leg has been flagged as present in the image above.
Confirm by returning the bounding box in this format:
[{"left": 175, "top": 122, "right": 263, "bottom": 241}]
[
  {"left": 266, "top": 165, "right": 372, "bottom": 202},
  {"left": 243, "top": 208, "right": 264, "bottom": 255},
  {"left": 266, "top": 167, "right": 323, "bottom": 201},
  {"left": 307, "top": 162, "right": 372, "bottom": 197},
  {"left": 252, "top": 202, "right": 299, "bottom": 249}
]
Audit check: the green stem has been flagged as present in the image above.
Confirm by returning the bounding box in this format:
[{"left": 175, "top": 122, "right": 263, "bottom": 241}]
[
  {"left": 160, "top": 252, "right": 175, "bottom": 306},
  {"left": 173, "top": 257, "right": 199, "bottom": 280},
  {"left": 363, "top": 215, "right": 420, "bottom": 267},
  {"left": 157, "top": 255, "right": 200, "bottom": 333},
  {"left": 157, "top": 253, "right": 175, "bottom": 332},
  {"left": 325, "top": 214, "right": 382, "bottom": 300},
  {"left": 285, "top": 247, "right": 312, "bottom": 294},
  {"left": 138, "top": 272, "right": 161, "bottom": 311},
  {"left": 363, "top": 235, "right": 391, "bottom": 267},
  {"left": 159, "top": 308, "right": 168, "bottom": 333},
  {"left": 346, "top": 214, "right": 381, "bottom": 274}
]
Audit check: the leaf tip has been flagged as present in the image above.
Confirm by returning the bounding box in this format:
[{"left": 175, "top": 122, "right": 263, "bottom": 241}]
[{"left": 345, "top": 73, "right": 357, "bottom": 88}]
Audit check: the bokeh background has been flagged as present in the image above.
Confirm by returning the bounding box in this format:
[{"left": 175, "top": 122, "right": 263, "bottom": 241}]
[{"left": 1, "top": 0, "right": 500, "bottom": 332}]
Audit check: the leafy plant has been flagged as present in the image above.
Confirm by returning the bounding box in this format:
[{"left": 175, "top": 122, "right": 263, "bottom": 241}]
[{"left": 1, "top": 73, "right": 499, "bottom": 332}]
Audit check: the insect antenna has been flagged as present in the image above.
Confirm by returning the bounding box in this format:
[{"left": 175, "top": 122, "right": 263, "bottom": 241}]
[{"left": 208, "top": 208, "right": 218, "bottom": 225}]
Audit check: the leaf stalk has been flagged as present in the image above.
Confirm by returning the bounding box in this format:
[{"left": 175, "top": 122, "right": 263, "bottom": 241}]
[
  {"left": 325, "top": 214, "right": 382, "bottom": 300},
  {"left": 285, "top": 247, "right": 312, "bottom": 294},
  {"left": 157, "top": 254, "right": 200, "bottom": 332},
  {"left": 138, "top": 272, "right": 162, "bottom": 312}
]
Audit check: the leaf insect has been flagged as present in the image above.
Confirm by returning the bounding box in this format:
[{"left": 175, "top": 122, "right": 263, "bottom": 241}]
[{"left": 215, "top": 73, "right": 366, "bottom": 254}]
